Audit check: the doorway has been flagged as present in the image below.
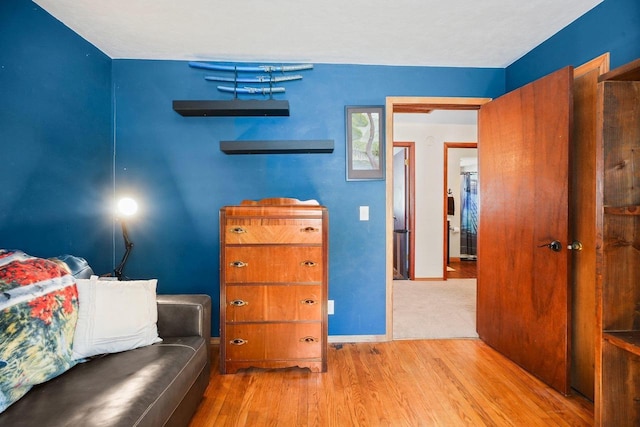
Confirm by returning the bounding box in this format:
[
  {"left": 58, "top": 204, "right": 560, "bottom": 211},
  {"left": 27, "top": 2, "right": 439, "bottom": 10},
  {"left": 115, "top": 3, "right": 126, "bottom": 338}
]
[
  {"left": 385, "top": 97, "right": 490, "bottom": 340},
  {"left": 391, "top": 113, "right": 483, "bottom": 340},
  {"left": 444, "top": 143, "right": 478, "bottom": 280}
]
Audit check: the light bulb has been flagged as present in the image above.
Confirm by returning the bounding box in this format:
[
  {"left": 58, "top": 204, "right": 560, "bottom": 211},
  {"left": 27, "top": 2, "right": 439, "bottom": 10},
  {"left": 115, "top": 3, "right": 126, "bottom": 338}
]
[{"left": 117, "top": 197, "right": 138, "bottom": 217}]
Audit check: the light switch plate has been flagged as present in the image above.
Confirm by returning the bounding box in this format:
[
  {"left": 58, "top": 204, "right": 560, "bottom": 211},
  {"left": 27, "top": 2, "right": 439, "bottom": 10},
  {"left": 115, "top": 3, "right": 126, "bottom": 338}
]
[
  {"left": 328, "top": 300, "right": 334, "bottom": 315},
  {"left": 359, "top": 206, "right": 369, "bottom": 221}
]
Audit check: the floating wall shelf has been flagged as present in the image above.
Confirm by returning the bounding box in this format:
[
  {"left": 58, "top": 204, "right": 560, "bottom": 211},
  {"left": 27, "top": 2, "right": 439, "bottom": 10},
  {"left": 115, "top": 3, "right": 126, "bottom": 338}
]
[
  {"left": 173, "top": 99, "right": 290, "bottom": 117},
  {"left": 220, "top": 140, "right": 334, "bottom": 154}
]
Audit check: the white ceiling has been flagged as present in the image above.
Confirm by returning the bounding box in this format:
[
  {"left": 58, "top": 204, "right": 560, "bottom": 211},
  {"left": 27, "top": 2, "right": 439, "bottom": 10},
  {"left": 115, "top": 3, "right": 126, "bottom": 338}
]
[{"left": 33, "top": 0, "right": 602, "bottom": 68}]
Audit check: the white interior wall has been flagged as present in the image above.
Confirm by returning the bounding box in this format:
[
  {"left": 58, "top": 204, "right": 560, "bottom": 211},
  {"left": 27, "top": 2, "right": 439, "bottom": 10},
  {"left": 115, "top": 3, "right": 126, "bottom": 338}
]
[{"left": 393, "top": 113, "right": 477, "bottom": 279}]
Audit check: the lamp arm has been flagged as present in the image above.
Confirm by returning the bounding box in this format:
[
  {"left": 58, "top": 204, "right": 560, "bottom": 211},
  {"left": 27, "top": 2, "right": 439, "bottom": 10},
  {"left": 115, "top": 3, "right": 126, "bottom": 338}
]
[{"left": 113, "top": 220, "right": 134, "bottom": 280}]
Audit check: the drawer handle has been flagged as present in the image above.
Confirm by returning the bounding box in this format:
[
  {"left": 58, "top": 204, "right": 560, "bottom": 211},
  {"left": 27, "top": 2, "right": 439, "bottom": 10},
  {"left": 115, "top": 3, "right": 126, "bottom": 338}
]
[
  {"left": 230, "top": 338, "right": 248, "bottom": 346},
  {"left": 301, "top": 260, "right": 317, "bottom": 267},
  {"left": 230, "top": 227, "right": 247, "bottom": 234},
  {"left": 300, "top": 336, "right": 319, "bottom": 343},
  {"left": 301, "top": 226, "right": 319, "bottom": 233},
  {"left": 301, "top": 298, "right": 317, "bottom": 305},
  {"left": 230, "top": 261, "right": 248, "bottom": 268},
  {"left": 229, "top": 299, "right": 248, "bottom": 307}
]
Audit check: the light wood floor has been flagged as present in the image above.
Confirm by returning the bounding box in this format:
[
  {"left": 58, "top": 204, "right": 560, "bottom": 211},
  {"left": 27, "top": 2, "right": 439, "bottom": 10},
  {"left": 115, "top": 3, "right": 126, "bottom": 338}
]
[{"left": 190, "top": 340, "right": 593, "bottom": 426}]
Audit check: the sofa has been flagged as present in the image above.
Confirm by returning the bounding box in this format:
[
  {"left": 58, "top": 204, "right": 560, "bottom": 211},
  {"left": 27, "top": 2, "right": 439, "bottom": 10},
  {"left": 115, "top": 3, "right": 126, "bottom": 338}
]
[{"left": 0, "top": 252, "right": 211, "bottom": 427}]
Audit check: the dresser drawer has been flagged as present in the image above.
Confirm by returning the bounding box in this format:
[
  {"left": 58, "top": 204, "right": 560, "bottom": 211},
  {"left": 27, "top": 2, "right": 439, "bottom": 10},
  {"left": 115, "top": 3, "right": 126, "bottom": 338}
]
[
  {"left": 224, "top": 220, "right": 323, "bottom": 245},
  {"left": 225, "top": 285, "right": 322, "bottom": 322},
  {"left": 225, "top": 323, "right": 323, "bottom": 361},
  {"left": 224, "top": 246, "right": 324, "bottom": 283}
]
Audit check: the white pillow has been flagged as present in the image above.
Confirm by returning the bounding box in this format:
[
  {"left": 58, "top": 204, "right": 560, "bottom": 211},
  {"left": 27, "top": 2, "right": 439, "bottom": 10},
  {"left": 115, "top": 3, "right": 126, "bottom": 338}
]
[{"left": 72, "top": 276, "right": 162, "bottom": 359}]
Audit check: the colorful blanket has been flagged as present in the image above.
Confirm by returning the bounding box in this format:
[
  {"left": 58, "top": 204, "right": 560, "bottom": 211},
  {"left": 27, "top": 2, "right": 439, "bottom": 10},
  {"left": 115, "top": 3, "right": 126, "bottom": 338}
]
[{"left": 0, "top": 250, "right": 79, "bottom": 413}]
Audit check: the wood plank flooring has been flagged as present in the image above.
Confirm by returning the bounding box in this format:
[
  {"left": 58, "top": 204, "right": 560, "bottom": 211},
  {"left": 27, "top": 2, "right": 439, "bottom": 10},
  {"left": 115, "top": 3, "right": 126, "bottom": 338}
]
[
  {"left": 190, "top": 340, "right": 593, "bottom": 426},
  {"left": 447, "top": 259, "right": 477, "bottom": 279}
]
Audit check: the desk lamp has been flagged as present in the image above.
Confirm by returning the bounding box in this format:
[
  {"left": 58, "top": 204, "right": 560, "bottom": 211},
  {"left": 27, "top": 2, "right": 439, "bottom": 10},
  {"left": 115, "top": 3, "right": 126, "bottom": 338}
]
[{"left": 113, "top": 197, "right": 138, "bottom": 280}]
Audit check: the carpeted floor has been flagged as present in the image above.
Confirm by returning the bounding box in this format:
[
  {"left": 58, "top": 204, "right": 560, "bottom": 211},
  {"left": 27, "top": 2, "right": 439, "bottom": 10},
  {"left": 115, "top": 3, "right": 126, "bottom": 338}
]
[{"left": 393, "top": 278, "right": 479, "bottom": 340}]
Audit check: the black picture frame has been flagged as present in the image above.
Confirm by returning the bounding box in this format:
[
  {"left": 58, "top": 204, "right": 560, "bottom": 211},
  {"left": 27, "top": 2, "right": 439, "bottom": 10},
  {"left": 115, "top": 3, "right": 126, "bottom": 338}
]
[{"left": 345, "top": 106, "right": 385, "bottom": 181}]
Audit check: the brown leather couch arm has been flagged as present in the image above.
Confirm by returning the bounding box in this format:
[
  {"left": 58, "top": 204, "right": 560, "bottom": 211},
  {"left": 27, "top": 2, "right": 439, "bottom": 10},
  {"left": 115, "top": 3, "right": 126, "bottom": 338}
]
[{"left": 156, "top": 294, "right": 211, "bottom": 342}]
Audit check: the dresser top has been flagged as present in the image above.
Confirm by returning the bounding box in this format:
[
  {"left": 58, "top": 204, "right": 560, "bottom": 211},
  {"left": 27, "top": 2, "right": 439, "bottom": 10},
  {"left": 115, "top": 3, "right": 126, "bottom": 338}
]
[
  {"left": 222, "top": 198, "right": 326, "bottom": 217},
  {"left": 240, "top": 197, "right": 320, "bottom": 206}
]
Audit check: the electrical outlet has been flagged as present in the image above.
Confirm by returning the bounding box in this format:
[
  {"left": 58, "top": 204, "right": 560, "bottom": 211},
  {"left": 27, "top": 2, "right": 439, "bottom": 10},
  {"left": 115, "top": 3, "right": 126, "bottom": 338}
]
[{"left": 328, "top": 300, "right": 334, "bottom": 315}]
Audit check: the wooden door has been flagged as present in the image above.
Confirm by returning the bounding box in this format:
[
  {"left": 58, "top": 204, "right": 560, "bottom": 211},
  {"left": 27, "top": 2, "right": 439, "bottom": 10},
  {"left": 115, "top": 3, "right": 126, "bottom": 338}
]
[
  {"left": 477, "top": 66, "right": 573, "bottom": 395},
  {"left": 570, "top": 54, "right": 609, "bottom": 401}
]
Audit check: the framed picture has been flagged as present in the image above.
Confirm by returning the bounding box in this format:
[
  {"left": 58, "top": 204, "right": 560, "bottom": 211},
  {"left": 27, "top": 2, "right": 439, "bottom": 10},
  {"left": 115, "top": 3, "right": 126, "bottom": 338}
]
[{"left": 346, "top": 106, "right": 385, "bottom": 181}]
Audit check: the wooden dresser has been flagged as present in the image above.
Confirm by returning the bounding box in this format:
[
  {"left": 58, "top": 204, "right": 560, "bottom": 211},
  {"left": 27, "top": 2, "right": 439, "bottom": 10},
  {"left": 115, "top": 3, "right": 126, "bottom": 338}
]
[{"left": 219, "top": 198, "right": 328, "bottom": 374}]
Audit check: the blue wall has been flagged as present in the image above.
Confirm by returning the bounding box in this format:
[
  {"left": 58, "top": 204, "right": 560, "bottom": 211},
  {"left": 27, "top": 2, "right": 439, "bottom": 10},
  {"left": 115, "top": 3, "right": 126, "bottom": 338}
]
[
  {"left": 0, "top": 0, "right": 113, "bottom": 273},
  {"left": 112, "top": 61, "right": 504, "bottom": 336},
  {"left": 506, "top": 0, "right": 640, "bottom": 90}
]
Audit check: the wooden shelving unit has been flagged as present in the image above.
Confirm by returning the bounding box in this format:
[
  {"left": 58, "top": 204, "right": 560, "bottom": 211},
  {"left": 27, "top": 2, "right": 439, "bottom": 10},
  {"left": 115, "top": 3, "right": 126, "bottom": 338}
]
[
  {"left": 595, "top": 58, "right": 640, "bottom": 426},
  {"left": 604, "top": 332, "right": 640, "bottom": 355}
]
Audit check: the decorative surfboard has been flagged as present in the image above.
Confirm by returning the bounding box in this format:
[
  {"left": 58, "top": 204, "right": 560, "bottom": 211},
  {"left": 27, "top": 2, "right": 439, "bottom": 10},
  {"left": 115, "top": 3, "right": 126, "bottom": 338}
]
[
  {"left": 188, "top": 61, "right": 313, "bottom": 73},
  {"left": 205, "top": 74, "right": 303, "bottom": 83},
  {"left": 217, "top": 86, "right": 286, "bottom": 94}
]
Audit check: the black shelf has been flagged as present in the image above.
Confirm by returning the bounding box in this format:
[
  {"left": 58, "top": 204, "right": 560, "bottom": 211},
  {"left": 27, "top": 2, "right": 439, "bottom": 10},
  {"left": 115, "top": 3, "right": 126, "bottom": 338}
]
[
  {"left": 220, "top": 140, "right": 334, "bottom": 154},
  {"left": 173, "top": 99, "right": 289, "bottom": 117}
]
